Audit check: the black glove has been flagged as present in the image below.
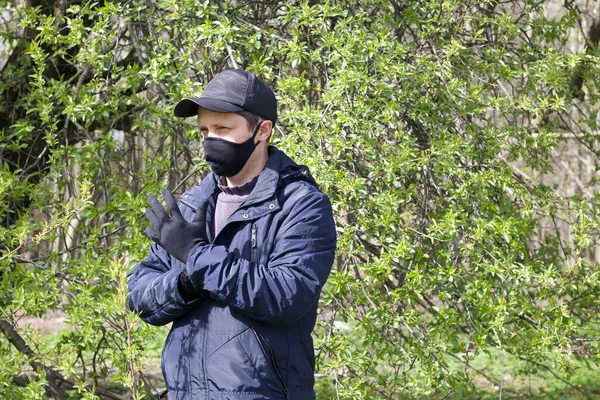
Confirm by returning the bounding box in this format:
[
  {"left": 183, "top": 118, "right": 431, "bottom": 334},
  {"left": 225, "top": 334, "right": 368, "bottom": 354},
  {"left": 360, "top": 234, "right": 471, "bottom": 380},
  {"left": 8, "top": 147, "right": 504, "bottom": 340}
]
[
  {"left": 145, "top": 189, "right": 209, "bottom": 263},
  {"left": 177, "top": 269, "right": 207, "bottom": 302}
]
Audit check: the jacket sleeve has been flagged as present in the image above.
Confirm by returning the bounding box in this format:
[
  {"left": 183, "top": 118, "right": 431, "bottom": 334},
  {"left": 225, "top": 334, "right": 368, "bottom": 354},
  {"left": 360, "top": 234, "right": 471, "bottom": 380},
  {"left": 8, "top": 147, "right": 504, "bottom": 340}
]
[
  {"left": 186, "top": 188, "right": 336, "bottom": 326},
  {"left": 127, "top": 243, "right": 203, "bottom": 326}
]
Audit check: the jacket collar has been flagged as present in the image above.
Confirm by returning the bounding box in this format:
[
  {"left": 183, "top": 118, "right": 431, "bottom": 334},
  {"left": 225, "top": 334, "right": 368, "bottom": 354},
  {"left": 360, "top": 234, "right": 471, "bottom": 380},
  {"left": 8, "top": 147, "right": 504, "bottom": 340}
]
[
  {"left": 243, "top": 146, "right": 283, "bottom": 206},
  {"left": 194, "top": 146, "right": 314, "bottom": 209}
]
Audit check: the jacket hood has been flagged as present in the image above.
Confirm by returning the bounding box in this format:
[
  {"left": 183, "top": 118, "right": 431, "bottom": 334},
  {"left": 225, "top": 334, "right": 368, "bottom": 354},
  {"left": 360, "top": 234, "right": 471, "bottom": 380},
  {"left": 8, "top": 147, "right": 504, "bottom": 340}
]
[
  {"left": 270, "top": 146, "right": 318, "bottom": 187},
  {"left": 242, "top": 146, "right": 318, "bottom": 207}
]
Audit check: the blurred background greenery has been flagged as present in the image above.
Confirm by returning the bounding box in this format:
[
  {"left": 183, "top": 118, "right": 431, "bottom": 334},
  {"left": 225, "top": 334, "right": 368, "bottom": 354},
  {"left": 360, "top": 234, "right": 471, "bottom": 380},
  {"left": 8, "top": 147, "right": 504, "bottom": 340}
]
[{"left": 2, "top": 0, "right": 600, "bottom": 398}]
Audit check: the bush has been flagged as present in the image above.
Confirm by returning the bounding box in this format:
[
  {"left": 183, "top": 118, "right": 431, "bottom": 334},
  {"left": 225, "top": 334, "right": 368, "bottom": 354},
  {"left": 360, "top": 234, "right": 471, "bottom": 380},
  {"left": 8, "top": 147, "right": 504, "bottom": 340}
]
[{"left": 1, "top": 0, "right": 600, "bottom": 398}]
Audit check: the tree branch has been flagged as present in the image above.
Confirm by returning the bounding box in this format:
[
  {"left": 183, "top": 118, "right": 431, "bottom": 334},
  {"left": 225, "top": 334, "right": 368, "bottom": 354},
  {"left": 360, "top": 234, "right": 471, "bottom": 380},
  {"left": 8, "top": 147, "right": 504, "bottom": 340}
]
[{"left": 0, "top": 319, "right": 129, "bottom": 400}]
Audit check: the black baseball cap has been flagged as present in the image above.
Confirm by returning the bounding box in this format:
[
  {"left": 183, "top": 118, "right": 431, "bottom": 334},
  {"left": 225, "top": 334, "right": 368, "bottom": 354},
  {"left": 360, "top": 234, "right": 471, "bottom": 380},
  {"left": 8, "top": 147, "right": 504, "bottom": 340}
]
[{"left": 174, "top": 69, "right": 277, "bottom": 123}]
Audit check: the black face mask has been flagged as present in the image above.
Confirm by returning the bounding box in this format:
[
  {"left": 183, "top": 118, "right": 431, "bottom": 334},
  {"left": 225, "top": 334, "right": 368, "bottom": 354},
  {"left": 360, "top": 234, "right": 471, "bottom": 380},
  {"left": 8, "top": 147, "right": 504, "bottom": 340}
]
[{"left": 202, "top": 122, "right": 262, "bottom": 177}]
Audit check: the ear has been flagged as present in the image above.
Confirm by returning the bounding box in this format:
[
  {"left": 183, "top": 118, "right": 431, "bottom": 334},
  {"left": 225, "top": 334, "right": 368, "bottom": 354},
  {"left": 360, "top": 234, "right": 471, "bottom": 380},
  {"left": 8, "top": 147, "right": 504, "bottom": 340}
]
[{"left": 256, "top": 120, "right": 273, "bottom": 142}]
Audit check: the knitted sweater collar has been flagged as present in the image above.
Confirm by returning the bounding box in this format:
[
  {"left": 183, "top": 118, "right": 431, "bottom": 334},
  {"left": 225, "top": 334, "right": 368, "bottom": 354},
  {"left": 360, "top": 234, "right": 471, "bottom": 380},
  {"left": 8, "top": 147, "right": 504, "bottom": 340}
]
[{"left": 217, "top": 175, "right": 259, "bottom": 196}]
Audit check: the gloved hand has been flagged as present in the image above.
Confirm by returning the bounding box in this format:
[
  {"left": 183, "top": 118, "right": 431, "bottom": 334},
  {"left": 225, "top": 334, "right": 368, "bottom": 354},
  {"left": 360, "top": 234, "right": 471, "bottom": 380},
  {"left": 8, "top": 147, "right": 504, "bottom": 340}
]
[
  {"left": 178, "top": 268, "right": 206, "bottom": 302},
  {"left": 145, "top": 189, "right": 209, "bottom": 263}
]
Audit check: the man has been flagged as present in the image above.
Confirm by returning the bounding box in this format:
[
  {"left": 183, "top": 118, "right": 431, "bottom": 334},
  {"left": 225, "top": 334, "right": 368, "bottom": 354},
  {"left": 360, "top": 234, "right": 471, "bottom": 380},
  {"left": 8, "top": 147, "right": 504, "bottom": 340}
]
[{"left": 127, "top": 69, "right": 337, "bottom": 400}]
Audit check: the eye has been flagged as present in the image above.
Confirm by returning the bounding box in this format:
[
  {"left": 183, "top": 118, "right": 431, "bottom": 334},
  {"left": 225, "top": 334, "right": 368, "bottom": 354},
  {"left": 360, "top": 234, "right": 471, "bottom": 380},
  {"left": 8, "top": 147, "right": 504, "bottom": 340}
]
[{"left": 217, "top": 126, "right": 229, "bottom": 130}]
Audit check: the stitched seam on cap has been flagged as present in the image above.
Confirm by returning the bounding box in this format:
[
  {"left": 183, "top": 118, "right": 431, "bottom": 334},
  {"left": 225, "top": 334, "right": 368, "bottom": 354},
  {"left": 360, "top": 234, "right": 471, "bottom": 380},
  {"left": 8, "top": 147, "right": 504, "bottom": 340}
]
[{"left": 243, "top": 72, "right": 251, "bottom": 108}]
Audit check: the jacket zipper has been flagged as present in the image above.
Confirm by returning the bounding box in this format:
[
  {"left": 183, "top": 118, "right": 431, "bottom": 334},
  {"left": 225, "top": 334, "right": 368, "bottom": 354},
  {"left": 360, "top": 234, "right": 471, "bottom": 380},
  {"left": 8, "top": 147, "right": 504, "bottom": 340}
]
[
  {"left": 251, "top": 223, "right": 257, "bottom": 263},
  {"left": 251, "top": 327, "right": 289, "bottom": 399}
]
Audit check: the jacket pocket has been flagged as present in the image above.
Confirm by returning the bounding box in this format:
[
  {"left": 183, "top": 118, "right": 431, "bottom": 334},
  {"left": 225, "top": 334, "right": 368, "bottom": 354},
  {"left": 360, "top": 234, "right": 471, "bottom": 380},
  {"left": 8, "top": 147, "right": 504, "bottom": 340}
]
[
  {"left": 205, "top": 327, "right": 287, "bottom": 398},
  {"left": 251, "top": 327, "right": 290, "bottom": 399},
  {"left": 161, "top": 321, "right": 193, "bottom": 391}
]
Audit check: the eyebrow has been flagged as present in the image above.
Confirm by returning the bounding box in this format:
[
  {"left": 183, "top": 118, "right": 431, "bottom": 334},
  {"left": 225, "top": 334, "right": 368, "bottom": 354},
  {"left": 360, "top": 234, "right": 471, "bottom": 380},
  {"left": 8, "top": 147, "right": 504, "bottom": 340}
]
[{"left": 198, "top": 120, "right": 232, "bottom": 129}]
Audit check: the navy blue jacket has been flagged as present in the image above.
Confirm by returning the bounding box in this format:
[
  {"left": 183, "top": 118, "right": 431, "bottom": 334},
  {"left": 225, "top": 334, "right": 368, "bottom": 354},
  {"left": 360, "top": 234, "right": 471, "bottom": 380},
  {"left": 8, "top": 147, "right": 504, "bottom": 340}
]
[{"left": 127, "top": 147, "right": 336, "bottom": 399}]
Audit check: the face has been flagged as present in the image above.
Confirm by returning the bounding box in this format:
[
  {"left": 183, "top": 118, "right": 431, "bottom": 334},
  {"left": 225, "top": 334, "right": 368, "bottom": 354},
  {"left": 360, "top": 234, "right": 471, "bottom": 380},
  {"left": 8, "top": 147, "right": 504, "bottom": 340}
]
[
  {"left": 197, "top": 106, "right": 274, "bottom": 182},
  {"left": 197, "top": 107, "right": 254, "bottom": 143}
]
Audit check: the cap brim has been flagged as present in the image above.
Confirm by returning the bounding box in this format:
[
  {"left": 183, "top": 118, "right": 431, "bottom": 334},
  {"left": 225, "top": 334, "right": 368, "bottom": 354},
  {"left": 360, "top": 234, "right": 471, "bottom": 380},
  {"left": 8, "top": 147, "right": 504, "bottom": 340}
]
[{"left": 174, "top": 97, "right": 246, "bottom": 118}]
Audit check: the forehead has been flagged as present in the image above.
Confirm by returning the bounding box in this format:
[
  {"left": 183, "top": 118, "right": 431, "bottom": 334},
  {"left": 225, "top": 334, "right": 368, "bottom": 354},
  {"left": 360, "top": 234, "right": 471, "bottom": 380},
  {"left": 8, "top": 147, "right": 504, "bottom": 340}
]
[{"left": 197, "top": 107, "right": 245, "bottom": 126}]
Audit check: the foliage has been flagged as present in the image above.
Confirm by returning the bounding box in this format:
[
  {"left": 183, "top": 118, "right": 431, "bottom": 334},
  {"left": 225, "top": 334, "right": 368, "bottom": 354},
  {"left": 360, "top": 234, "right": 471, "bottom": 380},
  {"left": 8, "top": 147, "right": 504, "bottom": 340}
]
[{"left": 1, "top": 0, "right": 600, "bottom": 398}]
